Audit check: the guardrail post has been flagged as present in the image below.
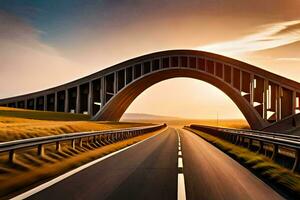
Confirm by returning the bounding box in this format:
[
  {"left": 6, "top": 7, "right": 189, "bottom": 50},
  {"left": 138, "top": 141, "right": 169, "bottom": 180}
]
[
  {"left": 56, "top": 141, "right": 61, "bottom": 152},
  {"left": 292, "top": 149, "right": 299, "bottom": 172},
  {"left": 247, "top": 138, "right": 252, "bottom": 149},
  {"left": 71, "top": 139, "right": 76, "bottom": 149},
  {"left": 99, "top": 135, "right": 103, "bottom": 145},
  {"left": 8, "top": 150, "right": 15, "bottom": 163},
  {"left": 37, "top": 144, "right": 44, "bottom": 156},
  {"left": 79, "top": 138, "right": 83, "bottom": 147},
  {"left": 271, "top": 144, "right": 278, "bottom": 160},
  {"left": 235, "top": 135, "right": 240, "bottom": 145},
  {"left": 231, "top": 134, "right": 236, "bottom": 143},
  {"left": 93, "top": 136, "right": 97, "bottom": 144},
  {"left": 257, "top": 141, "right": 264, "bottom": 154}
]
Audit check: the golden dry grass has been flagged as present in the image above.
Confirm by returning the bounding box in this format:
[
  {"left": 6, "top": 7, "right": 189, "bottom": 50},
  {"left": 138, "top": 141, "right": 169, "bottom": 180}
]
[
  {"left": 0, "top": 106, "right": 90, "bottom": 121},
  {"left": 0, "top": 107, "right": 150, "bottom": 142},
  {"left": 0, "top": 128, "right": 165, "bottom": 199},
  {"left": 0, "top": 117, "right": 149, "bottom": 142}
]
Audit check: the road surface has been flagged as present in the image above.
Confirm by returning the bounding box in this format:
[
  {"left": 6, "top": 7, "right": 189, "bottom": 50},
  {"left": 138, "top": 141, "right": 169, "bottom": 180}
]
[{"left": 27, "top": 128, "right": 283, "bottom": 200}]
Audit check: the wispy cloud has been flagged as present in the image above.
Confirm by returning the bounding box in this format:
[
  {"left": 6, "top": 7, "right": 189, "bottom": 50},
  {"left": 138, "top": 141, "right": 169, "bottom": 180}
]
[
  {"left": 195, "top": 20, "right": 300, "bottom": 56},
  {"left": 0, "top": 11, "right": 84, "bottom": 98},
  {"left": 275, "top": 57, "right": 300, "bottom": 61}
]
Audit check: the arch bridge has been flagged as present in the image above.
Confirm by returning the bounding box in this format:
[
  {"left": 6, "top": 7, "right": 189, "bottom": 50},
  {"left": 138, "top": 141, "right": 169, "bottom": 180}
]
[{"left": 1, "top": 50, "right": 300, "bottom": 130}]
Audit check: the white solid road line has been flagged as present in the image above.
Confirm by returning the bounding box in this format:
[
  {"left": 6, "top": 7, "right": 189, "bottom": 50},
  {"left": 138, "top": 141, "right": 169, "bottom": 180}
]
[{"left": 10, "top": 128, "right": 167, "bottom": 200}]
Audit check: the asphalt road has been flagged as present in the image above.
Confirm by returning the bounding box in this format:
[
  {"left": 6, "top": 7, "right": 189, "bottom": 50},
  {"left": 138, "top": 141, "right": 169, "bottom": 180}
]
[
  {"left": 27, "top": 128, "right": 284, "bottom": 200},
  {"left": 178, "top": 129, "right": 284, "bottom": 200}
]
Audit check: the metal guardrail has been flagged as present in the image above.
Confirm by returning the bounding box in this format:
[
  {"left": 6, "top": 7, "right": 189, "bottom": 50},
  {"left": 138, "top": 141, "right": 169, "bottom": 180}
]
[
  {"left": 0, "top": 124, "right": 167, "bottom": 163},
  {"left": 187, "top": 124, "right": 300, "bottom": 173}
]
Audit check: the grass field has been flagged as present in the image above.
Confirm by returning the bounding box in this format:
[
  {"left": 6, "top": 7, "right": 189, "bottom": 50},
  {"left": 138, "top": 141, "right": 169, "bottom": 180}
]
[
  {"left": 0, "top": 107, "right": 150, "bottom": 142},
  {"left": 0, "top": 106, "right": 90, "bottom": 121},
  {"left": 0, "top": 128, "right": 165, "bottom": 199},
  {"left": 185, "top": 127, "right": 300, "bottom": 197}
]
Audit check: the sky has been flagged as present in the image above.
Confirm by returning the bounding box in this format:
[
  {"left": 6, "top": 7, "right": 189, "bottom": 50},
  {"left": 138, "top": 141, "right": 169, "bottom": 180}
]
[{"left": 0, "top": 0, "right": 300, "bottom": 119}]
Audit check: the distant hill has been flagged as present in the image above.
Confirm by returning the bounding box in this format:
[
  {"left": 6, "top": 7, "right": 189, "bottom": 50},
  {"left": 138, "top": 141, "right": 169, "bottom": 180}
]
[
  {"left": 121, "top": 113, "right": 249, "bottom": 129},
  {"left": 121, "top": 113, "right": 182, "bottom": 121}
]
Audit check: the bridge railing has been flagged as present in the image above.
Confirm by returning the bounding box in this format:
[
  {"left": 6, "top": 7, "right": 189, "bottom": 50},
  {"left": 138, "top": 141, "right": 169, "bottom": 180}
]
[
  {"left": 186, "top": 124, "right": 300, "bottom": 173},
  {"left": 0, "top": 124, "right": 167, "bottom": 163}
]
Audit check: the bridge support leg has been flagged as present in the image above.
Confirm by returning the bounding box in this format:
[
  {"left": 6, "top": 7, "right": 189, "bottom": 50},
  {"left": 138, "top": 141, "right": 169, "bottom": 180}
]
[
  {"left": 54, "top": 92, "right": 58, "bottom": 112},
  {"left": 76, "top": 86, "right": 80, "bottom": 114},
  {"left": 88, "top": 82, "right": 93, "bottom": 115},
  {"left": 65, "top": 89, "right": 69, "bottom": 113}
]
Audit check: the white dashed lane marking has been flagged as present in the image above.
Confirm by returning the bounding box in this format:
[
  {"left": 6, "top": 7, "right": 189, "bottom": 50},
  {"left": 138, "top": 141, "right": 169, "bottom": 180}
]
[{"left": 176, "top": 129, "right": 186, "bottom": 200}]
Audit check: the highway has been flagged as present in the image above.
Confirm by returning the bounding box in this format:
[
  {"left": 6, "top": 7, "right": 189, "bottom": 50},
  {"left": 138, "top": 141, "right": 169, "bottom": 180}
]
[{"left": 26, "top": 128, "right": 284, "bottom": 200}]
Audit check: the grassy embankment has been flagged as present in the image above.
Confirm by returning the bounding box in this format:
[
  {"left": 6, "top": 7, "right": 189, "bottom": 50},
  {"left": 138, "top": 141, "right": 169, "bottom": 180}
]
[
  {"left": 0, "top": 106, "right": 161, "bottom": 198},
  {"left": 0, "top": 107, "right": 150, "bottom": 142},
  {"left": 185, "top": 127, "right": 300, "bottom": 197}
]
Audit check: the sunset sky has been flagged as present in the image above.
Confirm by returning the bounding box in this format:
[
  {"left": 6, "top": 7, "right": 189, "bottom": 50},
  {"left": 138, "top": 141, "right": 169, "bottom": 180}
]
[{"left": 0, "top": 0, "right": 300, "bottom": 119}]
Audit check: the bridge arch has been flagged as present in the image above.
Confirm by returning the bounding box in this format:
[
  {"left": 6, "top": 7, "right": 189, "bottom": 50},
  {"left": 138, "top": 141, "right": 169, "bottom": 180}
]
[
  {"left": 1, "top": 50, "right": 300, "bottom": 130},
  {"left": 93, "top": 68, "right": 265, "bottom": 129}
]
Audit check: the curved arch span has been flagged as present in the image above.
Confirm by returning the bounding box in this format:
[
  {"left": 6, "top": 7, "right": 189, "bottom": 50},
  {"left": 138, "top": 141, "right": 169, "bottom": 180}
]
[
  {"left": 2, "top": 50, "right": 300, "bottom": 131},
  {"left": 93, "top": 68, "right": 266, "bottom": 130}
]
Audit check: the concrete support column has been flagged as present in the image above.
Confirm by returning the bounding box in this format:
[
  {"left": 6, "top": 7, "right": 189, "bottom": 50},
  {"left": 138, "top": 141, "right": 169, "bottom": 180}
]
[
  {"left": 65, "top": 89, "right": 69, "bottom": 113},
  {"left": 263, "top": 79, "right": 269, "bottom": 120},
  {"left": 275, "top": 86, "right": 280, "bottom": 121},
  {"left": 239, "top": 71, "right": 243, "bottom": 92},
  {"left": 34, "top": 98, "right": 37, "bottom": 110},
  {"left": 76, "top": 86, "right": 80, "bottom": 113},
  {"left": 221, "top": 63, "right": 225, "bottom": 80},
  {"left": 277, "top": 86, "right": 282, "bottom": 120},
  {"left": 230, "top": 66, "right": 234, "bottom": 86},
  {"left": 24, "top": 99, "right": 28, "bottom": 109},
  {"left": 124, "top": 67, "right": 127, "bottom": 86},
  {"left": 250, "top": 74, "right": 254, "bottom": 106},
  {"left": 141, "top": 62, "right": 144, "bottom": 75},
  {"left": 100, "top": 77, "right": 105, "bottom": 108},
  {"left": 114, "top": 72, "right": 117, "bottom": 95},
  {"left": 88, "top": 81, "right": 93, "bottom": 115},
  {"left": 150, "top": 59, "right": 153, "bottom": 72},
  {"left": 54, "top": 92, "right": 58, "bottom": 112},
  {"left": 187, "top": 56, "right": 191, "bottom": 69},
  {"left": 43, "top": 96, "right": 47, "bottom": 111},
  {"left": 292, "top": 91, "right": 297, "bottom": 115}
]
